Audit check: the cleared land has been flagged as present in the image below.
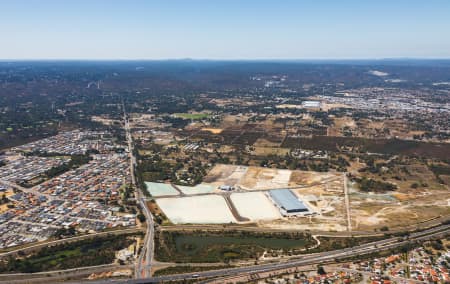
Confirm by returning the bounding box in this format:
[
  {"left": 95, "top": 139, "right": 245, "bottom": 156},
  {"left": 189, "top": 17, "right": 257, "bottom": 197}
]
[
  {"left": 201, "top": 128, "right": 223, "bottom": 134},
  {"left": 156, "top": 195, "right": 236, "bottom": 224},
  {"left": 230, "top": 192, "right": 281, "bottom": 221},
  {"left": 151, "top": 162, "right": 448, "bottom": 231},
  {"left": 350, "top": 186, "right": 450, "bottom": 231},
  {"left": 177, "top": 165, "right": 348, "bottom": 229},
  {"left": 203, "top": 164, "right": 339, "bottom": 190},
  {"left": 145, "top": 182, "right": 179, "bottom": 197},
  {"left": 174, "top": 113, "right": 210, "bottom": 120},
  {"left": 177, "top": 184, "right": 216, "bottom": 195},
  {"left": 240, "top": 167, "right": 292, "bottom": 190},
  {"left": 203, "top": 164, "right": 248, "bottom": 186}
]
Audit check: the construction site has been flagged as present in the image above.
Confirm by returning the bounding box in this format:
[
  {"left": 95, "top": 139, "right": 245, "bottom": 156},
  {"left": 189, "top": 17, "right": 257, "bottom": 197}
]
[
  {"left": 145, "top": 165, "right": 349, "bottom": 231},
  {"left": 145, "top": 164, "right": 450, "bottom": 233}
]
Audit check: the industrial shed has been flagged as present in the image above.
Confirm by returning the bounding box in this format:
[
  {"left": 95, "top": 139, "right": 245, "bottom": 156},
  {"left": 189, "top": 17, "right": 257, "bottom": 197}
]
[{"left": 269, "top": 189, "right": 308, "bottom": 215}]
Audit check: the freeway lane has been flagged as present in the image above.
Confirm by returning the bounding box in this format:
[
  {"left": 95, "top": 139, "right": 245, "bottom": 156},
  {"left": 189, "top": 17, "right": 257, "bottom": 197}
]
[
  {"left": 79, "top": 224, "right": 449, "bottom": 284},
  {"left": 122, "top": 101, "right": 155, "bottom": 279},
  {"left": 1, "top": 217, "right": 447, "bottom": 283},
  {"left": 0, "top": 228, "right": 144, "bottom": 259},
  {"left": 92, "top": 101, "right": 450, "bottom": 283},
  {"left": 0, "top": 264, "right": 133, "bottom": 284},
  {"left": 9, "top": 222, "right": 442, "bottom": 284}
]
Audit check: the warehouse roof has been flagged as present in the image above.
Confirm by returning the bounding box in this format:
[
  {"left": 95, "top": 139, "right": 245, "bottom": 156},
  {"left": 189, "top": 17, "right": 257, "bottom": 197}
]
[{"left": 269, "top": 189, "right": 308, "bottom": 212}]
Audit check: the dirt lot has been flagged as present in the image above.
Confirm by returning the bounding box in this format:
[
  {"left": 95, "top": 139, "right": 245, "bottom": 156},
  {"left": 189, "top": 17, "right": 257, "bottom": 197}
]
[
  {"left": 201, "top": 163, "right": 449, "bottom": 232},
  {"left": 253, "top": 138, "right": 283, "bottom": 148},
  {"left": 252, "top": 147, "right": 290, "bottom": 156},
  {"left": 328, "top": 117, "right": 356, "bottom": 136},
  {"left": 349, "top": 182, "right": 450, "bottom": 231},
  {"left": 0, "top": 190, "right": 14, "bottom": 213},
  {"left": 200, "top": 164, "right": 349, "bottom": 231},
  {"left": 204, "top": 164, "right": 342, "bottom": 190},
  {"left": 203, "top": 164, "right": 247, "bottom": 186},
  {"left": 239, "top": 167, "right": 291, "bottom": 190},
  {"left": 201, "top": 128, "right": 223, "bottom": 134}
]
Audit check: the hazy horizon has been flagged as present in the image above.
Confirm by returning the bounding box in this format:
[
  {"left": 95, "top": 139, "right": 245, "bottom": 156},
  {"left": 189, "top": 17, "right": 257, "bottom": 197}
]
[
  {"left": 1, "top": 0, "right": 450, "bottom": 60},
  {"left": 2, "top": 58, "right": 450, "bottom": 62}
]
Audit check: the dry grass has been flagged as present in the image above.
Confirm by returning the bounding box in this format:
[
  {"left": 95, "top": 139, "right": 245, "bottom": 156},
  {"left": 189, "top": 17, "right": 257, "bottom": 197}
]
[
  {"left": 253, "top": 138, "right": 281, "bottom": 147},
  {"left": 252, "top": 147, "right": 290, "bottom": 156},
  {"left": 147, "top": 201, "right": 162, "bottom": 215},
  {"left": 0, "top": 204, "right": 10, "bottom": 214},
  {"left": 201, "top": 128, "right": 223, "bottom": 134},
  {"left": 351, "top": 186, "right": 450, "bottom": 231}
]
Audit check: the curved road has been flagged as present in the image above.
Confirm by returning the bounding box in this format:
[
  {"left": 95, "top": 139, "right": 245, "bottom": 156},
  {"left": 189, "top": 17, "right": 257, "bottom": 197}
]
[
  {"left": 0, "top": 228, "right": 144, "bottom": 259},
  {"left": 52, "top": 223, "right": 447, "bottom": 284}
]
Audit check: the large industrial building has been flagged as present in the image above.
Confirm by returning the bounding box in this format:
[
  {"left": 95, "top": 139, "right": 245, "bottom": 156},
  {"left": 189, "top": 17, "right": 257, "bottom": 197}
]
[{"left": 268, "top": 189, "right": 309, "bottom": 216}]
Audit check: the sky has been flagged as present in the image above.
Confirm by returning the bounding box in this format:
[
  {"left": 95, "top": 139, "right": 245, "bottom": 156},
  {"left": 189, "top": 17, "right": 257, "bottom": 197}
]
[{"left": 1, "top": 0, "right": 450, "bottom": 60}]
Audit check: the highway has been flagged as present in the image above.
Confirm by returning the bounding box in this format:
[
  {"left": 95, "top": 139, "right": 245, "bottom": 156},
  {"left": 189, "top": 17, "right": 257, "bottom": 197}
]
[
  {"left": 0, "top": 228, "right": 144, "bottom": 259},
  {"left": 2, "top": 110, "right": 448, "bottom": 284},
  {"left": 105, "top": 101, "right": 449, "bottom": 283},
  {"left": 0, "top": 264, "right": 133, "bottom": 284},
  {"left": 91, "top": 223, "right": 448, "bottom": 284},
  {"left": 122, "top": 101, "right": 155, "bottom": 279},
  {"left": 6, "top": 224, "right": 447, "bottom": 284}
]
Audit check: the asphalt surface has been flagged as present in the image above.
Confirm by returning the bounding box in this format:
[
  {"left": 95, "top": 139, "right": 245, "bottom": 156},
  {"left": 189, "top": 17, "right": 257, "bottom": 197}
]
[
  {"left": 0, "top": 228, "right": 144, "bottom": 259},
  {"left": 114, "top": 100, "right": 448, "bottom": 283},
  {"left": 82, "top": 223, "right": 449, "bottom": 284},
  {"left": 122, "top": 103, "right": 154, "bottom": 279}
]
